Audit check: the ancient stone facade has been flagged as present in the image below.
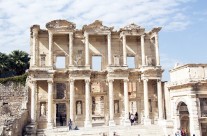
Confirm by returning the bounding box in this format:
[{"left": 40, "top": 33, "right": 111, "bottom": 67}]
[
  {"left": 27, "top": 19, "right": 164, "bottom": 133},
  {"left": 166, "top": 64, "right": 207, "bottom": 136}
]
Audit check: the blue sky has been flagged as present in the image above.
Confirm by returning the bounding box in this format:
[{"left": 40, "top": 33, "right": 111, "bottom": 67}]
[{"left": 0, "top": 0, "right": 206, "bottom": 80}]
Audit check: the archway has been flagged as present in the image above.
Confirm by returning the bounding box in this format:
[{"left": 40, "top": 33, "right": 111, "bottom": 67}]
[{"left": 177, "top": 102, "right": 190, "bottom": 135}]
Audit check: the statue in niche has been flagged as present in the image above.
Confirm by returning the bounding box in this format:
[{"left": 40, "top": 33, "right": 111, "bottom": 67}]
[
  {"left": 40, "top": 103, "right": 45, "bottom": 116},
  {"left": 114, "top": 100, "right": 119, "bottom": 114},
  {"left": 114, "top": 55, "right": 120, "bottom": 66},
  {"left": 74, "top": 55, "right": 81, "bottom": 66},
  {"left": 146, "top": 56, "right": 153, "bottom": 66},
  {"left": 76, "top": 101, "right": 82, "bottom": 115}
]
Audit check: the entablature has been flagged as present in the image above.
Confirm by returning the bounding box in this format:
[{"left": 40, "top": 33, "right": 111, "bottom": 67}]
[{"left": 46, "top": 20, "right": 76, "bottom": 32}]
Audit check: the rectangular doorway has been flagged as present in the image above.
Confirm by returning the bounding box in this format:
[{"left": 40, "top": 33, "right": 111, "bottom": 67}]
[{"left": 56, "top": 103, "right": 66, "bottom": 126}]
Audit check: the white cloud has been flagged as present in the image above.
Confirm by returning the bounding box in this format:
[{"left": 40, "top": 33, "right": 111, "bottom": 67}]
[{"left": 0, "top": 0, "right": 196, "bottom": 53}]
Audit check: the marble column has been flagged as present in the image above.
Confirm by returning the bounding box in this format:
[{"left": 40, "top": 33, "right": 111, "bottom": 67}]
[
  {"left": 108, "top": 79, "right": 115, "bottom": 126},
  {"left": 85, "top": 33, "right": 89, "bottom": 66},
  {"left": 157, "top": 80, "right": 163, "bottom": 121},
  {"left": 141, "top": 35, "right": 146, "bottom": 66},
  {"left": 47, "top": 81, "right": 54, "bottom": 128},
  {"left": 32, "top": 29, "right": 38, "bottom": 66},
  {"left": 69, "top": 33, "right": 73, "bottom": 66},
  {"left": 31, "top": 81, "right": 37, "bottom": 124},
  {"left": 69, "top": 79, "right": 75, "bottom": 122},
  {"left": 155, "top": 34, "right": 160, "bottom": 66},
  {"left": 107, "top": 33, "right": 112, "bottom": 66},
  {"left": 48, "top": 32, "right": 53, "bottom": 67},
  {"left": 122, "top": 35, "right": 127, "bottom": 66},
  {"left": 124, "top": 79, "right": 130, "bottom": 126},
  {"left": 143, "top": 79, "right": 151, "bottom": 125},
  {"left": 84, "top": 79, "right": 92, "bottom": 127}
]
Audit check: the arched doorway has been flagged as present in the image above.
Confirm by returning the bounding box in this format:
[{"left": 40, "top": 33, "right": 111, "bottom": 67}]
[{"left": 177, "top": 102, "right": 190, "bottom": 135}]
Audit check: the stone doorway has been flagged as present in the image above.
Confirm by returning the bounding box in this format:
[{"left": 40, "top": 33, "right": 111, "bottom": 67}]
[
  {"left": 56, "top": 103, "right": 67, "bottom": 126},
  {"left": 178, "top": 102, "right": 190, "bottom": 135},
  {"left": 92, "top": 95, "right": 105, "bottom": 126}
]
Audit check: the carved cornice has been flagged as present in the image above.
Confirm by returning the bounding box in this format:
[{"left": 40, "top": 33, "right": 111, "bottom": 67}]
[
  {"left": 141, "top": 67, "right": 163, "bottom": 79},
  {"left": 120, "top": 23, "right": 144, "bottom": 31},
  {"left": 46, "top": 20, "right": 76, "bottom": 31},
  {"left": 82, "top": 20, "right": 113, "bottom": 33}
]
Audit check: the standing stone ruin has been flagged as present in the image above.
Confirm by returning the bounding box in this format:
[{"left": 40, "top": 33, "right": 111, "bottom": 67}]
[
  {"left": 24, "top": 19, "right": 207, "bottom": 136},
  {"left": 27, "top": 19, "right": 164, "bottom": 132}
]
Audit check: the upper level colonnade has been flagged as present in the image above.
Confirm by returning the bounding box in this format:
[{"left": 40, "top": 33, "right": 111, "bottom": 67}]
[{"left": 30, "top": 20, "right": 161, "bottom": 70}]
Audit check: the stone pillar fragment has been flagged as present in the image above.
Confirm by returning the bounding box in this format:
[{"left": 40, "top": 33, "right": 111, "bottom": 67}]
[
  {"left": 47, "top": 81, "right": 54, "bottom": 128},
  {"left": 141, "top": 35, "right": 146, "bottom": 66},
  {"left": 85, "top": 33, "right": 89, "bottom": 66},
  {"left": 31, "top": 81, "right": 37, "bottom": 124},
  {"left": 69, "top": 33, "right": 73, "bottom": 66},
  {"left": 107, "top": 33, "right": 112, "bottom": 65},
  {"left": 155, "top": 34, "right": 160, "bottom": 66},
  {"left": 108, "top": 79, "right": 115, "bottom": 126},
  {"left": 122, "top": 35, "right": 127, "bottom": 66},
  {"left": 48, "top": 32, "right": 53, "bottom": 67},
  {"left": 84, "top": 79, "right": 92, "bottom": 127},
  {"left": 124, "top": 79, "right": 130, "bottom": 126},
  {"left": 157, "top": 80, "right": 163, "bottom": 121},
  {"left": 69, "top": 79, "right": 75, "bottom": 122},
  {"left": 143, "top": 79, "right": 151, "bottom": 125}
]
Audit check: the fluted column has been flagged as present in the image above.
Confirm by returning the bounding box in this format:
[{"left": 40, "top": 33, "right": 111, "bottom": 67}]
[
  {"left": 155, "top": 34, "right": 160, "bottom": 66},
  {"left": 122, "top": 35, "right": 127, "bottom": 66},
  {"left": 32, "top": 29, "right": 38, "bottom": 66},
  {"left": 108, "top": 79, "right": 115, "bottom": 126},
  {"left": 85, "top": 33, "right": 89, "bottom": 66},
  {"left": 84, "top": 79, "right": 92, "bottom": 127},
  {"left": 31, "top": 81, "right": 37, "bottom": 124},
  {"left": 124, "top": 79, "right": 130, "bottom": 126},
  {"left": 143, "top": 79, "right": 151, "bottom": 125},
  {"left": 69, "top": 79, "right": 75, "bottom": 122},
  {"left": 47, "top": 81, "right": 54, "bottom": 128},
  {"left": 48, "top": 32, "right": 53, "bottom": 67},
  {"left": 107, "top": 33, "right": 112, "bottom": 65},
  {"left": 157, "top": 80, "right": 163, "bottom": 120},
  {"left": 141, "top": 35, "right": 146, "bottom": 66},
  {"left": 69, "top": 33, "right": 73, "bottom": 66}
]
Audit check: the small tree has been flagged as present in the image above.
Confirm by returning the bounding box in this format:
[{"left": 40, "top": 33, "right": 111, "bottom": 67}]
[{"left": 9, "top": 50, "right": 30, "bottom": 76}]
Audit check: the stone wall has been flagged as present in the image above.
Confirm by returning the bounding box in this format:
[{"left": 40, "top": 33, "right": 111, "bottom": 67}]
[{"left": 0, "top": 82, "right": 29, "bottom": 136}]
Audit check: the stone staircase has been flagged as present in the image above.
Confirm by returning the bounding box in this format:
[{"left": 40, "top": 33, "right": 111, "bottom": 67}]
[{"left": 37, "top": 125, "right": 165, "bottom": 136}]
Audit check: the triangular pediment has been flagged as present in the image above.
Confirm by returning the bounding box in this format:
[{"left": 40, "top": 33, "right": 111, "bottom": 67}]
[{"left": 46, "top": 20, "right": 76, "bottom": 30}]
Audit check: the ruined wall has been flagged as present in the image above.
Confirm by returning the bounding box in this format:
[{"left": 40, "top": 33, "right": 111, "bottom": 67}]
[{"left": 0, "top": 82, "right": 28, "bottom": 136}]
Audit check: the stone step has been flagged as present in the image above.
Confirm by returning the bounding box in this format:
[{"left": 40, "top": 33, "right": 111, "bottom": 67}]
[{"left": 37, "top": 125, "right": 165, "bottom": 136}]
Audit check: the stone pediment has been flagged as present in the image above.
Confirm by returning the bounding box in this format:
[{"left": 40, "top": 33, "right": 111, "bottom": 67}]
[
  {"left": 83, "top": 20, "right": 113, "bottom": 33},
  {"left": 120, "top": 23, "right": 144, "bottom": 31},
  {"left": 46, "top": 20, "right": 76, "bottom": 30}
]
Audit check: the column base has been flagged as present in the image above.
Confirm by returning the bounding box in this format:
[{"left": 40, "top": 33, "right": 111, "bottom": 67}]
[
  {"left": 144, "top": 118, "right": 151, "bottom": 125},
  {"left": 109, "top": 120, "right": 116, "bottom": 126},
  {"left": 84, "top": 120, "right": 92, "bottom": 128},
  {"left": 124, "top": 119, "right": 131, "bottom": 126},
  {"left": 47, "top": 122, "right": 54, "bottom": 129}
]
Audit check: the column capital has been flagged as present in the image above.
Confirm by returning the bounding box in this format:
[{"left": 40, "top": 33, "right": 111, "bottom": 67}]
[
  {"left": 48, "top": 31, "right": 53, "bottom": 37},
  {"left": 108, "top": 79, "right": 114, "bottom": 83},
  {"left": 141, "top": 34, "right": 145, "bottom": 38},
  {"left": 84, "top": 32, "right": 89, "bottom": 37},
  {"left": 123, "top": 79, "right": 129, "bottom": 82},
  {"left": 47, "top": 80, "right": 53, "bottom": 84},
  {"left": 85, "top": 79, "right": 90, "bottom": 83},
  {"left": 69, "top": 79, "right": 75, "bottom": 83},
  {"left": 107, "top": 33, "right": 111, "bottom": 38},
  {"left": 31, "top": 80, "right": 37, "bottom": 84},
  {"left": 69, "top": 33, "right": 73, "bottom": 38}
]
